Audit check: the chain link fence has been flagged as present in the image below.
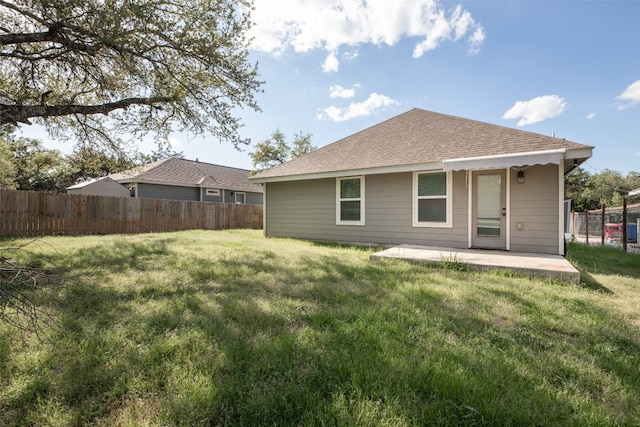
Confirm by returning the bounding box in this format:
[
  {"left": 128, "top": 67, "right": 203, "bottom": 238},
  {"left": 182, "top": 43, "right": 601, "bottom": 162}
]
[{"left": 569, "top": 201, "right": 640, "bottom": 253}]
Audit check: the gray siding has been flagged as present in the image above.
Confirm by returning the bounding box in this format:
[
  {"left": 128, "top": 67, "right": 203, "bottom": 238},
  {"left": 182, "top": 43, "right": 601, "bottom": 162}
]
[
  {"left": 202, "top": 188, "right": 224, "bottom": 203},
  {"left": 265, "top": 171, "right": 468, "bottom": 247},
  {"left": 136, "top": 184, "right": 262, "bottom": 204},
  {"left": 245, "top": 191, "right": 264, "bottom": 205},
  {"left": 137, "top": 183, "right": 199, "bottom": 201},
  {"left": 221, "top": 189, "right": 263, "bottom": 205},
  {"left": 509, "top": 164, "right": 560, "bottom": 254}
]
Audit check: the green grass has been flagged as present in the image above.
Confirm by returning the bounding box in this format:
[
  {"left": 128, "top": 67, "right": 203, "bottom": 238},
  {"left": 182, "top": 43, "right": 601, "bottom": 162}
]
[{"left": 1, "top": 231, "right": 639, "bottom": 426}]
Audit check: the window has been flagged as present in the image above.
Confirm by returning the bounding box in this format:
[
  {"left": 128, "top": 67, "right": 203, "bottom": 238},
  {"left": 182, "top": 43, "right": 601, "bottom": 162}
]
[
  {"left": 206, "top": 188, "right": 220, "bottom": 196},
  {"left": 413, "top": 171, "right": 452, "bottom": 227},
  {"left": 336, "top": 176, "right": 365, "bottom": 225},
  {"left": 234, "top": 192, "right": 246, "bottom": 204}
]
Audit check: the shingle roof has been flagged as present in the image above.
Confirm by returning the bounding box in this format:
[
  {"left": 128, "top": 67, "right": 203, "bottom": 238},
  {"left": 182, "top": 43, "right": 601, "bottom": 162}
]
[
  {"left": 110, "top": 157, "right": 262, "bottom": 193},
  {"left": 251, "top": 108, "right": 593, "bottom": 181}
]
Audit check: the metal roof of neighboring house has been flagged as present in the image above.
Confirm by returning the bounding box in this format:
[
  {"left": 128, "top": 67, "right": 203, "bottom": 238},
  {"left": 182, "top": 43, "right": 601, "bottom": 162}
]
[
  {"left": 250, "top": 108, "right": 593, "bottom": 182},
  {"left": 110, "top": 157, "right": 262, "bottom": 193}
]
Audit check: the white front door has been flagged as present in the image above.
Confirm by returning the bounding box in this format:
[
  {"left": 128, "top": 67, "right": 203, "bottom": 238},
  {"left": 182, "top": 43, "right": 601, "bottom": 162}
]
[{"left": 472, "top": 170, "right": 507, "bottom": 249}]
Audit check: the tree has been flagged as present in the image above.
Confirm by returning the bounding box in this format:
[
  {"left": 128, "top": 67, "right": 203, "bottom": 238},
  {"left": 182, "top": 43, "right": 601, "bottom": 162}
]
[
  {"left": 6, "top": 137, "right": 67, "bottom": 192},
  {"left": 63, "top": 145, "right": 141, "bottom": 186},
  {"left": 565, "top": 167, "right": 591, "bottom": 211},
  {"left": 0, "top": 125, "right": 16, "bottom": 189},
  {"left": 584, "top": 169, "right": 628, "bottom": 208},
  {"left": 138, "top": 138, "right": 185, "bottom": 163},
  {"left": 565, "top": 167, "right": 640, "bottom": 211},
  {"left": 0, "top": 0, "right": 262, "bottom": 149},
  {"left": 250, "top": 130, "right": 316, "bottom": 173}
]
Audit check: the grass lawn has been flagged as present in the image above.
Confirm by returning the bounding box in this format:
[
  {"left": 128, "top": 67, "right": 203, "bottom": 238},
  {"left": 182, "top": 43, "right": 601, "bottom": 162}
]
[{"left": 1, "top": 230, "right": 639, "bottom": 426}]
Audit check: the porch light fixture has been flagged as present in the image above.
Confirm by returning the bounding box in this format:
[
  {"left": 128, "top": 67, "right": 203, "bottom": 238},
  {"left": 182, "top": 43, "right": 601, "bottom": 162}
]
[{"left": 517, "top": 170, "right": 525, "bottom": 184}]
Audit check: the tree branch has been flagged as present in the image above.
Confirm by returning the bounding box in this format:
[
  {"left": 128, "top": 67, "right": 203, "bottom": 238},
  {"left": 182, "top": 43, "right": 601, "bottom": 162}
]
[
  {"left": 0, "top": 97, "right": 173, "bottom": 125},
  {"left": 0, "top": 31, "right": 53, "bottom": 46}
]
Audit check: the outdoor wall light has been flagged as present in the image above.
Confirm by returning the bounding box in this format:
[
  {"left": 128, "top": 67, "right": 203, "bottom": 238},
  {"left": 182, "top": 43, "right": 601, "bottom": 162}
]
[{"left": 517, "top": 170, "right": 525, "bottom": 184}]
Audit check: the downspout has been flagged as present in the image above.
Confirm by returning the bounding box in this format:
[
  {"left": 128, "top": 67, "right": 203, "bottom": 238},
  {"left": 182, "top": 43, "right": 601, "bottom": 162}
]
[
  {"left": 467, "top": 170, "right": 473, "bottom": 248},
  {"left": 506, "top": 168, "right": 511, "bottom": 251},
  {"left": 262, "top": 183, "right": 267, "bottom": 237},
  {"left": 558, "top": 160, "right": 565, "bottom": 255}
]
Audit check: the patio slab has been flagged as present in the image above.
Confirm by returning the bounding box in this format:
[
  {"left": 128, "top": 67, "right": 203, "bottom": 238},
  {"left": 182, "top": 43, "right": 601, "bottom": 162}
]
[{"left": 370, "top": 245, "right": 580, "bottom": 284}]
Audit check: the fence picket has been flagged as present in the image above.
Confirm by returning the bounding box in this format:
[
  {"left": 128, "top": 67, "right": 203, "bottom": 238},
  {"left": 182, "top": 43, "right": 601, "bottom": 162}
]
[{"left": 0, "top": 189, "right": 262, "bottom": 237}]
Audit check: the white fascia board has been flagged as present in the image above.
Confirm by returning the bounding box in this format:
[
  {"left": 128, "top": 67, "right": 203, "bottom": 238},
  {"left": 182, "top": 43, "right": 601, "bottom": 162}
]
[
  {"left": 249, "top": 161, "right": 443, "bottom": 183},
  {"left": 564, "top": 146, "right": 593, "bottom": 160}
]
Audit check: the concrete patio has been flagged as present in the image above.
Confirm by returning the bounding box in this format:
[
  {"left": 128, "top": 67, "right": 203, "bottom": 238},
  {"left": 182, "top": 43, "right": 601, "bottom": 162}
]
[{"left": 370, "top": 245, "right": 581, "bottom": 284}]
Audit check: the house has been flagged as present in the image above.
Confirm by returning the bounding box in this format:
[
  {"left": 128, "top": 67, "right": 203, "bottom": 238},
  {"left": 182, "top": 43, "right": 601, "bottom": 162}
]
[
  {"left": 66, "top": 176, "right": 131, "bottom": 197},
  {"left": 249, "top": 108, "right": 593, "bottom": 255},
  {"left": 109, "top": 157, "right": 263, "bottom": 204}
]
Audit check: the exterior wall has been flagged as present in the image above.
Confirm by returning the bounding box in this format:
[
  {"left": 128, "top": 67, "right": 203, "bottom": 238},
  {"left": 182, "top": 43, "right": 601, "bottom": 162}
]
[
  {"left": 245, "top": 191, "right": 263, "bottom": 205},
  {"left": 135, "top": 184, "right": 263, "bottom": 204},
  {"left": 264, "top": 171, "right": 468, "bottom": 247},
  {"left": 205, "top": 188, "right": 228, "bottom": 203},
  {"left": 136, "top": 183, "right": 200, "bottom": 201},
  {"left": 224, "top": 189, "right": 263, "bottom": 205},
  {"left": 68, "top": 181, "right": 130, "bottom": 197},
  {"left": 509, "top": 164, "right": 560, "bottom": 254}
]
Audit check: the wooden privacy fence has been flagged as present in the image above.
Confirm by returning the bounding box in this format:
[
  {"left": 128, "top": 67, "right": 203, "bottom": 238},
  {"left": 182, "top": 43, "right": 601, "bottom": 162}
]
[{"left": 0, "top": 190, "right": 263, "bottom": 237}]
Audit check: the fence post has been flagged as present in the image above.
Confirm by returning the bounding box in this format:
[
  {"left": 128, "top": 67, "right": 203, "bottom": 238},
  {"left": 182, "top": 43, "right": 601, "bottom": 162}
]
[
  {"left": 571, "top": 210, "right": 575, "bottom": 240},
  {"left": 622, "top": 198, "right": 627, "bottom": 253},
  {"left": 585, "top": 210, "right": 589, "bottom": 245},
  {"left": 601, "top": 204, "right": 605, "bottom": 246}
]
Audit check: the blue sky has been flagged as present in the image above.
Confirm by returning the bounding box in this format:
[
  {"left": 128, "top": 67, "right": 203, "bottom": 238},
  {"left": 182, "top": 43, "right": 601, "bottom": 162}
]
[{"left": 22, "top": 0, "right": 640, "bottom": 175}]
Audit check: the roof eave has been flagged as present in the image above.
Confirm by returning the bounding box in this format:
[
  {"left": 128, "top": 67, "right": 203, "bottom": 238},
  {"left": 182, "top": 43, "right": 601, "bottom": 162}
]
[
  {"left": 250, "top": 145, "right": 594, "bottom": 184},
  {"left": 250, "top": 161, "right": 443, "bottom": 183}
]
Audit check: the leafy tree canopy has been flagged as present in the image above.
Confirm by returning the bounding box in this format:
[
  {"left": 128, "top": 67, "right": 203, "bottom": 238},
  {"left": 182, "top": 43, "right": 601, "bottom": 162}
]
[
  {"left": 0, "top": 125, "right": 16, "bottom": 189},
  {"left": 0, "top": 0, "right": 262, "bottom": 149},
  {"left": 0, "top": 128, "right": 182, "bottom": 192},
  {"left": 565, "top": 167, "right": 640, "bottom": 211},
  {"left": 3, "top": 135, "right": 67, "bottom": 192},
  {"left": 250, "top": 129, "right": 316, "bottom": 174}
]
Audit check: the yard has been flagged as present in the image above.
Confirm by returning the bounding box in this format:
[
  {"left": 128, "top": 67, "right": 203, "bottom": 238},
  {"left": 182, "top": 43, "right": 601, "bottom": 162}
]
[{"left": 1, "top": 230, "right": 639, "bottom": 426}]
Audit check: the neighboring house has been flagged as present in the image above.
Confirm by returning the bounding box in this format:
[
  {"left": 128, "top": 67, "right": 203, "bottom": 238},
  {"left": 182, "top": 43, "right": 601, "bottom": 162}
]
[
  {"left": 110, "top": 157, "right": 263, "bottom": 205},
  {"left": 629, "top": 188, "right": 640, "bottom": 197},
  {"left": 250, "top": 108, "right": 593, "bottom": 255},
  {"left": 66, "top": 176, "right": 131, "bottom": 197}
]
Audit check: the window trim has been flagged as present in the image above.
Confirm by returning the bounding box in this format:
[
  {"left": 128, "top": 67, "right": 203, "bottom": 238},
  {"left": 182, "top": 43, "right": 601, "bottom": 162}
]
[
  {"left": 412, "top": 170, "right": 453, "bottom": 228},
  {"left": 205, "top": 188, "right": 220, "bottom": 196},
  {"left": 234, "top": 192, "right": 246, "bottom": 204},
  {"left": 336, "top": 176, "right": 365, "bottom": 226}
]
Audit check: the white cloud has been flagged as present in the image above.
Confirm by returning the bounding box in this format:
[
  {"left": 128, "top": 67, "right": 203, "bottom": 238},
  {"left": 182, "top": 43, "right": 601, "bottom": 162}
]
[
  {"left": 468, "top": 27, "right": 486, "bottom": 55},
  {"left": 249, "top": 0, "right": 484, "bottom": 68},
  {"left": 322, "top": 52, "right": 340, "bottom": 73},
  {"left": 329, "top": 84, "right": 358, "bottom": 99},
  {"left": 502, "top": 95, "right": 567, "bottom": 126},
  {"left": 616, "top": 80, "right": 640, "bottom": 110},
  {"left": 321, "top": 93, "right": 400, "bottom": 122},
  {"left": 586, "top": 112, "right": 596, "bottom": 120},
  {"left": 343, "top": 50, "right": 359, "bottom": 61},
  {"left": 167, "top": 136, "right": 184, "bottom": 151}
]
